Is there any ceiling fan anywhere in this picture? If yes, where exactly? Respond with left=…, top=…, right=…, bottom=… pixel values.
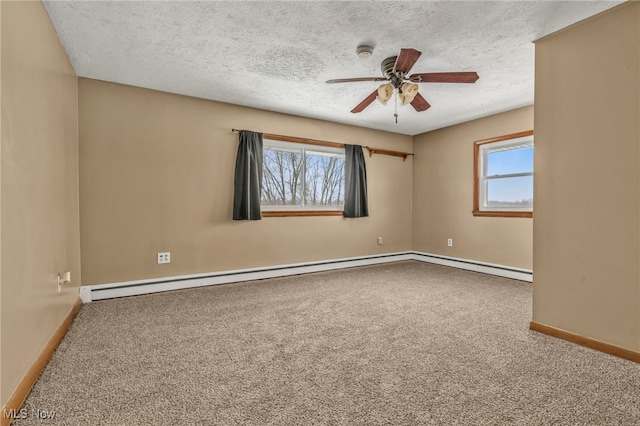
left=326, top=48, right=479, bottom=122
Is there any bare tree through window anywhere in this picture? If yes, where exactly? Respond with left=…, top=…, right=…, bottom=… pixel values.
left=261, top=143, right=345, bottom=209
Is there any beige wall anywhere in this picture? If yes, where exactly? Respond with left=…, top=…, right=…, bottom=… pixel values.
left=78, top=79, right=413, bottom=285
left=533, top=3, right=640, bottom=351
left=1, top=1, right=80, bottom=407
left=0, top=0, right=3, bottom=407
left=412, top=106, right=534, bottom=270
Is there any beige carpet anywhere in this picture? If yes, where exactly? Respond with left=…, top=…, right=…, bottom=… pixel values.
left=15, top=261, right=640, bottom=425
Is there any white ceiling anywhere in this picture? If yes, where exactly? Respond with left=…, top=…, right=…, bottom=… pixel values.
left=43, top=1, right=623, bottom=136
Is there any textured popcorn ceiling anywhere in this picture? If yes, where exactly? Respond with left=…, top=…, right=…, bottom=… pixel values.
left=44, top=1, right=623, bottom=135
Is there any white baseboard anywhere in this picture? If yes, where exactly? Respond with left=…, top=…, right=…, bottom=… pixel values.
left=79, top=251, right=532, bottom=303
left=80, top=252, right=412, bottom=302
left=409, top=251, right=533, bottom=282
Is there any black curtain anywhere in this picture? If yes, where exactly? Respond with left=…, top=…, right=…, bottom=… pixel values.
left=343, top=144, right=368, bottom=218
left=233, top=130, right=263, bottom=220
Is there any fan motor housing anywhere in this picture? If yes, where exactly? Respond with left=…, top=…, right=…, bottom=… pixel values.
left=381, top=56, right=406, bottom=89
left=381, top=56, right=397, bottom=79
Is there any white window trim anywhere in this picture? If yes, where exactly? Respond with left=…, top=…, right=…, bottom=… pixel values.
left=262, top=139, right=345, bottom=212
left=473, top=131, right=534, bottom=218
left=478, top=135, right=533, bottom=212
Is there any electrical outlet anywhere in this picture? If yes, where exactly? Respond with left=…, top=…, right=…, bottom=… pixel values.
left=57, top=271, right=71, bottom=293
left=377, top=237, right=384, bottom=245
left=447, top=238, right=453, bottom=247
left=157, top=252, right=171, bottom=264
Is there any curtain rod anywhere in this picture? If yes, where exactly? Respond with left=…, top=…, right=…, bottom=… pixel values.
left=232, top=128, right=342, bottom=147
left=231, top=128, right=414, bottom=161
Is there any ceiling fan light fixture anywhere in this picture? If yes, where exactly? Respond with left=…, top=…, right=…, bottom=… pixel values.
left=326, top=47, right=477, bottom=117
left=356, top=45, right=374, bottom=58
left=376, top=83, right=393, bottom=105
left=399, top=82, right=419, bottom=105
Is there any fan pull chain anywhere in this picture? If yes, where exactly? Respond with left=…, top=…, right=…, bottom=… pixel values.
left=394, top=88, right=398, bottom=124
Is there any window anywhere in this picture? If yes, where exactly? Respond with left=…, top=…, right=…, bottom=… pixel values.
left=473, top=131, right=534, bottom=218
left=261, top=139, right=345, bottom=215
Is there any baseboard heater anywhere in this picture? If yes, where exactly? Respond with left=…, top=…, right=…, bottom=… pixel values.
left=80, top=251, right=532, bottom=303
left=410, top=251, right=533, bottom=282
left=80, top=252, right=413, bottom=302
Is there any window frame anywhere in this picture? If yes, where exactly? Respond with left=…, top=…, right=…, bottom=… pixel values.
left=473, top=130, right=534, bottom=218
left=261, top=138, right=346, bottom=217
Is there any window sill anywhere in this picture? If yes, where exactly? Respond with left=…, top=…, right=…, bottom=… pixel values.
left=262, top=210, right=344, bottom=217
left=472, top=210, right=532, bottom=218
